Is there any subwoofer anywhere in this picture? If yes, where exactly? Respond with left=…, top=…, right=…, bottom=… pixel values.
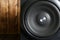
left=21, top=0, right=60, bottom=40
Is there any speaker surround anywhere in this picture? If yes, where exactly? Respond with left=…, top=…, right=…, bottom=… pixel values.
left=21, top=0, right=60, bottom=40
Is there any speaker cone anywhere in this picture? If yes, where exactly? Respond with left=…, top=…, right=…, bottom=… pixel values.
left=21, top=1, right=60, bottom=39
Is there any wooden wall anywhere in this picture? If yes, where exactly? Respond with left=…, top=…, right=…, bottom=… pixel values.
left=0, top=0, right=20, bottom=40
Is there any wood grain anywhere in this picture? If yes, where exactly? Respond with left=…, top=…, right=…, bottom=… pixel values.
left=0, top=0, right=20, bottom=34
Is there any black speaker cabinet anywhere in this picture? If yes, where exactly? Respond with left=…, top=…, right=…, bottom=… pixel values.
left=21, top=0, right=60, bottom=40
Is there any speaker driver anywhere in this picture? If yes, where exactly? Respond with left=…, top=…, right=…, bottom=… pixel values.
left=21, top=1, right=60, bottom=39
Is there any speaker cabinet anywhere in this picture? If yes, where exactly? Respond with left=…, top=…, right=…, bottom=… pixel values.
left=21, top=0, right=60, bottom=40
left=0, top=0, right=20, bottom=40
